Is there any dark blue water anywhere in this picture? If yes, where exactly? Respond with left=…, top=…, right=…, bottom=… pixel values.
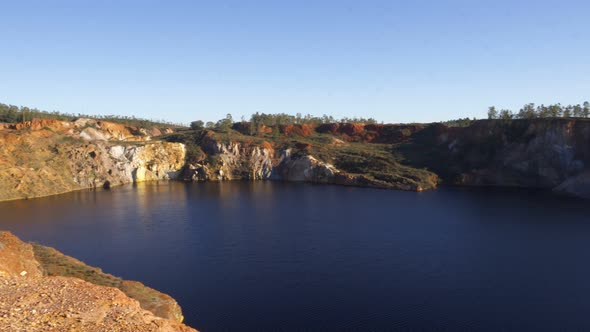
left=1, top=182, right=590, bottom=331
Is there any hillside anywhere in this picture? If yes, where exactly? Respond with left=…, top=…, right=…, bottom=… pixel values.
left=165, top=118, right=590, bottom=199
left=0, top=118, right=186, bottom=201
left=1, top=115, right=590, bottom=201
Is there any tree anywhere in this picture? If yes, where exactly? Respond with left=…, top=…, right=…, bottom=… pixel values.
left=548, top=104, right=562, bottom=118
left=583, top=101, right=590, bottom=117
left=21, top=106, right=30, bottom=122
left=487, top=106, right=498, bottom=119
left=573, top=104, right=583, bottom=117
left=190, top=120, right=204, bottom=130
left=248, top=122, right=256, bottom=136
left=536, top=104, right=550, bottom=118
left=215, top=114, right=234, bottom=132
left=563, top=105, right=573, bottom=118
left=271, top=125, right=280, bottom=139
left=499, top=109, right=514, bottom=120
left=0, top=104, right=20, bottom=123
left=517, top=104, right=536, bottom=119
left=295, top=113, right=302, bottom=124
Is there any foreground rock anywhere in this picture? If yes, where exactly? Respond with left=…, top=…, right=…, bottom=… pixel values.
left=0, top=231, right=44, bottom=279
left=0, top=232, right=196, bottom=332
left=31, top=243, right=185, bottom=323
left=0, top=277, right=195, bottom=332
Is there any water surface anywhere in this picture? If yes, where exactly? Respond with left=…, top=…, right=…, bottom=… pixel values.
left=1, top=182, right=590, bottom=331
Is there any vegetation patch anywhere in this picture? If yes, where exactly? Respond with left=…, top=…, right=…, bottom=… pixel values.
left=32, top=243, right=122, bottom=288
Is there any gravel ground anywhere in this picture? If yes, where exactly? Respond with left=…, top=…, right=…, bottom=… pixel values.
left=0, top=276, right=196, bottom=332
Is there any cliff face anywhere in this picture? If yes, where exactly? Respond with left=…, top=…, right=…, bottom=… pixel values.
left=182, top=131, right=438, bottom=192
left=0, top=231, right=195, bottom=332
left=0, top=118, right=437, bottom=201
left=201, top=119, right=590, bottom=197
left=402, top=119, right=590, bottom=197
left=0, top=119, right=186, bottom=201
left=194, top=135, right=338, bottom=184
left=196, top=131, right=274, bottom=180
left=73, top=142, right=186, bottom=188
left=272, top=150, right=338, bottom=183
left=3, top=117, right=590, bottom=200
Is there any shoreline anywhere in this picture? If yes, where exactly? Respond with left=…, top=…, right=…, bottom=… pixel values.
left=0, top=177, right=578, bottom=204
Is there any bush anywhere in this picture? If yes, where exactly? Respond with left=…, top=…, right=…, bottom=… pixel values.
left=190, top=120, right=204, bottom=130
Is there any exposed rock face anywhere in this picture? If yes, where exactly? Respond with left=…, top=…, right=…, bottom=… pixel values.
left=0, top=232, right=44, bottom=278
left=316, top=123, right=423, bottom=143
left=0, top=119, right=185, bottom=201
left=553, top=171, right=590, bottom=198
left=104, top=143, right=186, bottom=183
left=0, top=231, right=195, bottom=331
left=405, top=119, right=590, bottom=197
left=119, top=280, right=185, bottom=324
left=192, top=134, right=344, bottom=184
left=94, top=120, right=146, bottom=141
left=332, top=172, right=436, bottom=192
left=188, top=133, right=437, bottom=191
left=0, top=277, right=195, bottom=332
left=198, top=132, right=274, bottom=180
left=8, top=118, right=74, bottom=132
left=3, top=117, right=590, bottom=200
left=198, top=119, right=590, bottom=197
left=273, top=150, right=337, bottom=183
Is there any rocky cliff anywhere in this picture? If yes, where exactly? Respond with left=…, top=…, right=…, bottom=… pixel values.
left=0, top=118, right=438, bottom=201
left=0, top=118, right=185, bottom=201
left=400, top=119, right=590, bottom=198
left=195, top=131, right=275, bottom=180
left=2, top=117, right=590, bottom=200
left=183, top=119, right=590, bottom=197
left=0, top=231, right=196, bottom=331
left=180, top=130, right=437, bottom=192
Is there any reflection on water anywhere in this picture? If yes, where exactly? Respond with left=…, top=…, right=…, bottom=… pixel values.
left=1, top=182, right=590, bottom=331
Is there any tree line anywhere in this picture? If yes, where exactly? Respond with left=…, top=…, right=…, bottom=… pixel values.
left=0, top=102, right=185, bottom=128
left=487, top=102, right=590, bottom=120
left=190, top=112, right=379, bottom=133
left=247, top=112, right=378, bottom=126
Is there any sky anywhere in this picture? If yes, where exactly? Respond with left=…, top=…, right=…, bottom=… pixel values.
left=0, top=0, right=589, bottom=124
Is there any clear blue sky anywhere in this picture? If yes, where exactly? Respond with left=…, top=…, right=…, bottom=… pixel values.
left=1, top=1, right=589, bottom=124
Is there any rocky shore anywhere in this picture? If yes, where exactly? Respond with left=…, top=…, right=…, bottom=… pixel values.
left=0, top=231, right=196, bottom=331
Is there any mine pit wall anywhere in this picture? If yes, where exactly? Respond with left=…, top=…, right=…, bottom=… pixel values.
left=0, top=139, right=187, bottom=202
left=184, top=139, right=433, bottom=191
left=185, top=137, right=342, bottom=185
left=405, top=119, right=590, bottom=198
left=186, top=119, right=590, bottom=198
left=3, top=118, right=590, bottom=201
left=66, top=141, right=187, bottom=191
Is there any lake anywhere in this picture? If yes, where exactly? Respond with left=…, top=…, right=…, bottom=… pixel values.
left=1, top=181, right=590, bottom=331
